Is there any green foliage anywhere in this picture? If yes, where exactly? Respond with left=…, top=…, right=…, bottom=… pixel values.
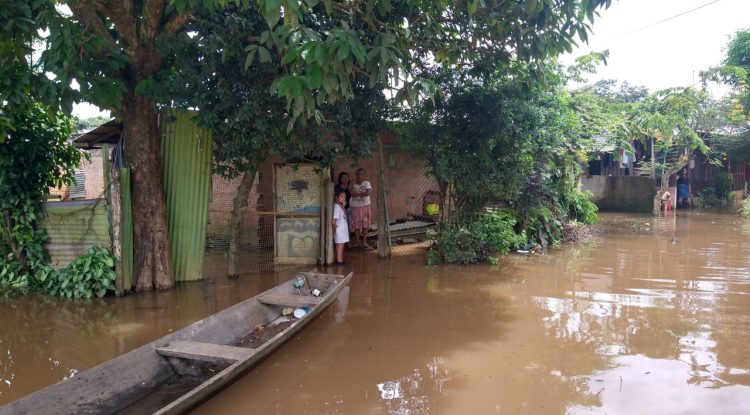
left=697, top=188, right=726, bottom=209
left=620, top=87, right=709, bottom=190
left=0, top=103, right=80, bottom=295
left=721, top=29, right=750, bottom=115
left=398, top=66, right=569, bottom=220
left=238, top=0, right=612, bottom=124
left=696, top=174, right=732, bottom=209
left=714, top=172, right=735, bottom=200
left=568, top=190, right=599, bottom=225
left=1, top=0, right=611, bottom=131
left=429, top=211, right=526, bottom=265
left=740, top=198, right=750, bottom=217
left=44, top=247, right=116, bottom=299
left=154, top=5, right=387, bottom=177
left=525, top=205, right=562, bottom=246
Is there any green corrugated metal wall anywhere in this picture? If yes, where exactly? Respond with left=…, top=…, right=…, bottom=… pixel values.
left=40, top=201, right=112, bottom=269
left=161, top=112, right=212, bottom=282
left=120, top=168, right=134, bottom=290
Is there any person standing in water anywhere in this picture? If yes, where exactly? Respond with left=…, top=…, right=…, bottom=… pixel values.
left=677, top=168, right=692, bottom=209
left=332, top=190, right=349, bottom=265
left=349, top=168, right=373, bottom=250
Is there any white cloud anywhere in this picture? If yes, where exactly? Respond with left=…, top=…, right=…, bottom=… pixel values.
left=561, top=0, right=750, bottom=95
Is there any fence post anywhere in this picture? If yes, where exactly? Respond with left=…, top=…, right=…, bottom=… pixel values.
left=377, top=139, right=392, bottom=258
left=324, top=175, right=334, bottom=265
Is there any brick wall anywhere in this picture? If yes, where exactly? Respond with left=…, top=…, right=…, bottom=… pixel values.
left=206, top=159, right=274, bottom=247
left=333, top=139, right=439, bottom=223
left=82, top=149, right=105, bottom=199
left=206, top=144, right=439, bottom=243
left=49, top=149, right=106, bottom=201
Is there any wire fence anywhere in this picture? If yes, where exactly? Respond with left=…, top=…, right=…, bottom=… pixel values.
left=203, top=169, right=275, bottom=278
left=203, top=163, right=325, bottom=278
left=203, top=149, right=443, bottom=277
left=376, top=162, right=441, bottom=255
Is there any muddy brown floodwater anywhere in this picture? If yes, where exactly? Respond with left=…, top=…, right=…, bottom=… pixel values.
left=2, top=212, right=750, bottom=414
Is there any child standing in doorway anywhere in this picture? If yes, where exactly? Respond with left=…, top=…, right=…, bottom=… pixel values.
left=332, top=190, right=349, bottom=265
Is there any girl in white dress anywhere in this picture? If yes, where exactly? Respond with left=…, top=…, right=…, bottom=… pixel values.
left=332, top=190, right=349, bottom=265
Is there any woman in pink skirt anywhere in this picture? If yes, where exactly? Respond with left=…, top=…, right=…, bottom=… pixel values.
left=349, top=168, right=373, bottom=250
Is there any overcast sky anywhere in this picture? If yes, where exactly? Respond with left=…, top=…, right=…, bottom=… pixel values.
left=73, top=0, right=750, bottom=118
left=560, top=0, right=750, bottom=94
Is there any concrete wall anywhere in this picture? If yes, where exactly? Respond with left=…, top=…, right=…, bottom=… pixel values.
left=579, top=175, right=656, bottom=213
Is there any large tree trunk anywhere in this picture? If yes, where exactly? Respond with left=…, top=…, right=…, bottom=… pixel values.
left=227, top=169, right=257, bottom=278
left=121, top=93, right=173, bottom=290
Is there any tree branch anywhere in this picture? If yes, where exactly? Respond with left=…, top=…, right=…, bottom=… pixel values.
left=163, top=10, right=193, bottom=34
left=95, top=0, right=138, bottom=52
left=141, top=0, right=166, bottom=40
left=67, top=1, right=116, bottom=47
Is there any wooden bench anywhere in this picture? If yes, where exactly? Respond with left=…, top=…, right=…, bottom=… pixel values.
left=258, top=293, right=322, bottom=307
left=155, top=341, right=254, bottom=364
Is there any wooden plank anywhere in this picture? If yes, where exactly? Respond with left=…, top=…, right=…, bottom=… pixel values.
left=273, top=256, right=318, bottom=265
left=258, top=293, right=322, bottom=307
left=155, top=341, right=253, bottom=363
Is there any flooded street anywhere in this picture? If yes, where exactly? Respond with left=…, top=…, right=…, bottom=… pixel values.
left=3, top=212, right=750, bottom=414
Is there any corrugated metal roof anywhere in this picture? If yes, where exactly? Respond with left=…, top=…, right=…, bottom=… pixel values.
left=73, top=120, right=122, bottom=149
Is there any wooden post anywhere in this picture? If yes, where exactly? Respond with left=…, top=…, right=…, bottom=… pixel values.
left=650, top=138, right=655, bottom=181
left=377, top=139, right=391, bottom=258
left=319, top=172, right=329, bottom=265
left=325, top=179, right=334, bottom=265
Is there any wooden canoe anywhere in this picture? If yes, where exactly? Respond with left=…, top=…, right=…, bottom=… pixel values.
left=0, top=270, right=352, bottom=415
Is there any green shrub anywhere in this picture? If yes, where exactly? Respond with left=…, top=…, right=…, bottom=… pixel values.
left=430, top=210, right=526, bottom=264
left=715, top=172, right=734, bottom=200
left=568, top=189, right=599, bottom=224
left=525, top=205, right=563, bottom=247
left=697, top=187, right=727, bottom=209
left=741, top=198, right=750, bottom=217
left=2, top=246, right=116, bottom=299
left=43, top=247, right=116, bottom=299
left=0, top=260, right=34, bottom=296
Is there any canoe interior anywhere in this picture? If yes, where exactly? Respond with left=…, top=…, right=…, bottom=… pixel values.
left=0, top=271, right=350, bottom=415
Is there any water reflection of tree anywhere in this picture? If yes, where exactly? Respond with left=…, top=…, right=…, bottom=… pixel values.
left=532, top=212, right=750, bottom=401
